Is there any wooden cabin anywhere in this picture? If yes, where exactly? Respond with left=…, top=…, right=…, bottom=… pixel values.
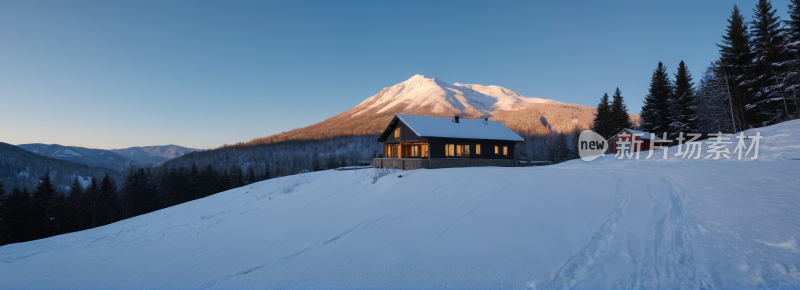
left=608, top=128, right=663, bottom=154
left=374, top=114, right=523, bottom=169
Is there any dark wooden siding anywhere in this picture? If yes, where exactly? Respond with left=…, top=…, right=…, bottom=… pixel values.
left=384, top=122, right=420, bottom=143
left=427, top=137, right=516, bottom=159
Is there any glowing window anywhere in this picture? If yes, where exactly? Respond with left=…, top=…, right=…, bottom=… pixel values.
left=495, top=145, right=499, bottom=154
left=476, top=144, right=481, bottom=155
left=465, top=145, right=470, bottom=156
left=394, top=128, right=400, bottom=138
left=503, top=146, right=508, bottom=156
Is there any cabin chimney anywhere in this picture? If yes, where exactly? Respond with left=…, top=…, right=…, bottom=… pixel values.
left=454, top=116, right=460, bottom=123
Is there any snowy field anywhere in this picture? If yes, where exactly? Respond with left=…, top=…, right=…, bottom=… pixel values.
left=1, top=121, right=800, bottom=289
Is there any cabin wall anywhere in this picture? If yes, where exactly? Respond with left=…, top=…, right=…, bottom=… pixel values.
left=427, top=137, right=516, bottom=159
left=384, top=122, right=420, bottom=143
left=373, top=158, right=517, bottom=170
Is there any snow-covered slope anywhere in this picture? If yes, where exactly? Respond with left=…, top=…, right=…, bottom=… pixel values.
left=454, top=82, right=560, bottom=110
left=2, top=121, right=799, bottom=289
left=354, top=75, right=559, bottom=117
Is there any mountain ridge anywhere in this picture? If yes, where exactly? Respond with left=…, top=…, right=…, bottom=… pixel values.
left=110, top=145, right=198, bottom=165
left=17, top=143, right=142, bottom=171
left=0, top=142, right=121, bottom=191
left=17, top=144, right=200, bottom=169
left=241, top=75, right=639, bottom=146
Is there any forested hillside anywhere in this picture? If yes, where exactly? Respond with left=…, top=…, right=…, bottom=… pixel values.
left=165, top=136, right=381, bottom=178
left=110, top=145, right=198, bottom=165
left=0, top=142, right=122, bottom=191
left=17, top=143, right=142, bottom=171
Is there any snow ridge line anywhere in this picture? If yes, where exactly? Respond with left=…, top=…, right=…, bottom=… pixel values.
left=655, top=177, right=704, bottom=288
left=196, top=213, right=394, bottom=290
left=436, top=183, right=512, bottom=239
left=545, top=174, right=630, bottom=289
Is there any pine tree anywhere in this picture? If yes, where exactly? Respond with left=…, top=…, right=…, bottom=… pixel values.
left=202, top=164, right=216, bottom=197
left=610, top=88, right=633, bottom=134
left=65, top=177, right=84, bottom=232
left=311, top=151, right=322, bottom=171
left=51, top=192, right=68, bottom=235
left=230, top=164, right=244, bottom=188
left=591, top=93, right=614, bottom=138
left=246, top=166, right=257, bottom=184
left=788, top=0, right=800, bottom=42
left=696, top=65, right=736, bottom=133
left=0, top=182, right=8, bottom=245
left=325, top=154, right=337, bottom=170
left=716, top=5, right=753, bottom=129
left=218, top=170, right=231, bottom=192
left=98, top=173, right=119, bottom=226
left=745, top=0, right=787, bottom=125
left=771, top=0, right=800, bottom=120
left=5, top=187, right=31, bottom=243
left=32, top=172, right=58, bottom=238
left=187, top=163, right=200, bottom=200
left=263, top=162, right=271, bottom=180
left=84, top=178, right=99, bottom=228
left=548, top=133, right=570, bottom=163
left=669, top=61, right=700, bottom=135
left=568, top=128, right=581, bottom=160
left=641, top=62, right=674, bottom=134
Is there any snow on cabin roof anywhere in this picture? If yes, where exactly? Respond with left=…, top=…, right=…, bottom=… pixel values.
left=393, top=114, right=524, bottom=142
left=609, top=128, right=663, bottom=140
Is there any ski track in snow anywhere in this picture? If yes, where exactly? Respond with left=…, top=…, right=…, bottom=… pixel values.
left=2, top=121, right=800, bottom=289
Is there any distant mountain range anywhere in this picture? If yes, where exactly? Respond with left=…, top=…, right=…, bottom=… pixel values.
left=0, top=142, right=120, bottom=191
left=110, top=145, right=197, bottom=165
left=17, top=144, right=198, bottom=171
left=243, top=75, right=639, bottom=145
left=17, top=144, right=142, bottom=171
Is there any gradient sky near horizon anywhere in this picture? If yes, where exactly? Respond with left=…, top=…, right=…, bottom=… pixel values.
left=0, top=0, right=793, bottom=149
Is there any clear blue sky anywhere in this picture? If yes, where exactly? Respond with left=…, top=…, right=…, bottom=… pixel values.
left=0, top=0, right=792, bottom=149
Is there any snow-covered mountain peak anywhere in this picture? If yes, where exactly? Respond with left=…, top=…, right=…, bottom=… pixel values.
left=354, top=75, right=561, bottom=117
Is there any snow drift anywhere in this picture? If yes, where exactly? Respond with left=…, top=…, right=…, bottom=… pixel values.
left=1, top=121, right=800, bottom=289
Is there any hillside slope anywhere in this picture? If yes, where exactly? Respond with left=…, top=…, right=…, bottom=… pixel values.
left=1, top=121, right=798, bottom=289
left=244, top=75, right=639, bottom=145
left=17, top=143, right=141, bottom=171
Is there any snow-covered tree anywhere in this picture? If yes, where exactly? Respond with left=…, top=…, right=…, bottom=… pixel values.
left=641, top=62, right=673, bottom=134
left=669, top=61, right=700, bottom=136
left=695, top=65, right=738, bottom=133
left=716, top=5, right=753, bottom=128
left=591, top=93, right=614, bottom=138
left=610, top=88, right=633, bottom=135
left=743, top=0, right=788, bottom=125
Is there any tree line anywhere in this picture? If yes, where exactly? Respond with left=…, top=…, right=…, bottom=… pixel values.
left=0, top=135, right=381, bottom=246
left=641, top=0, right=799, bottom=136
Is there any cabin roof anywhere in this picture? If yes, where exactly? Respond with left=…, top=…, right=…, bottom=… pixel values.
left=608, top=128, right=663, bottom=140
left=378, top=114, right=524, bottom=142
